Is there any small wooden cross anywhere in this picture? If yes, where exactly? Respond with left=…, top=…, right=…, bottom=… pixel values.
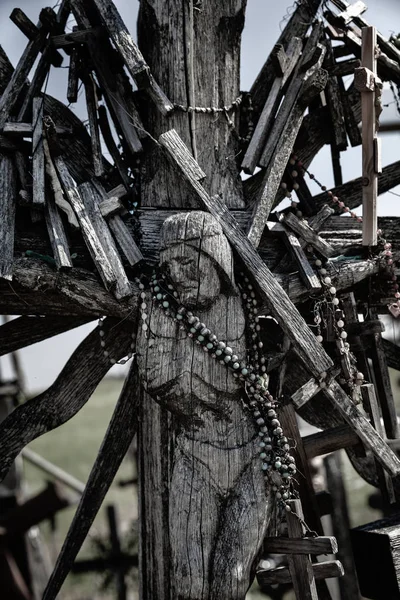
left=355, top=26, right=382, bottom=246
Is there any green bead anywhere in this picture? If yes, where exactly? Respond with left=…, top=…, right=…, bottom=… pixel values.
left=156, top=293, right=162, bottom=300
left=224, top=355, right=231, bottom=363
left=275, top=461, right=282, bottom=470
left=232, top=362, right=240, bottom=369
left=197, top=335, right=204, bottom=342
left=206, top=343, right=213, bottom=349
left=177, top=314, right=183, bottom=320
left=162, top=301, right=169, bottom=308
left=215, top=349, right=223, bottom=356
left=241, top=368, right=249, bottom=376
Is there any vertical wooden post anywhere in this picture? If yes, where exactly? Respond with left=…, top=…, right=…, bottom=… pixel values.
left=356, top=26, right=380, bottom=246
left=286, top=500, right=318, bottom=600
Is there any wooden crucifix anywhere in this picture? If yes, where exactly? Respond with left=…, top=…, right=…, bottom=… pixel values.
left=355, top=26, right=382, bottom=246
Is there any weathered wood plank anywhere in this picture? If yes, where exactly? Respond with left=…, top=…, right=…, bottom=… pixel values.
left=66, top=28, right=80, bottom=104
left=286, top=499, right=318, bottom=599
left=52, top=27, right=99, bottom=48
left=282, top=231, right=321, bottom=290
left=0, top=154, right=17, bottom=280
left=303, top=425, right=361, bottom=459
left=78, top=182, right=132, bottom=299
left=357, top=27, right=378, bottom=245
left=90, top=0, right=172, bottom=115
left=42, top=361, right=139, bottom=600
left=280, top=211, right=335, bottom=258
left=248, top=54, right=328, bottom=245
left=324, top=379, right=400, bottom=476
left=263, top=536, right=338, bottom=556
left=0, top=318, right=134, bottom=482
left=32, top=97, right=45, bottom=207
left=3, top=122, right=72, bottom=137
left=250, top=0, right=322, bottom=120
left=241, top=38, right=303, bottom=174
left=0, top=29, right=47, bottom=129
left=9, top=8, right=63, bottom=67
left=0, top=258, right=139, bottom=319
left=258, top=560, right=344, bottom=587
left=98, top=104, right=131, bottom=190
left=44, top=187, right=73, bottom=269
left=92, top=181, right=144, bottom=267
left=324, top=453, right=362, bottom=600
left=0, top=315, right=92, bottom=357
left=83, top=72, right=104, bottom=176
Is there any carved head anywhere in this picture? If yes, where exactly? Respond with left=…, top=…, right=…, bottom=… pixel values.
left=160, top=211, right=236, bottom=308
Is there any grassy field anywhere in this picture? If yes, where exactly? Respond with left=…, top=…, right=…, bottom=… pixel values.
left=21, top=371, right=397, bottom=599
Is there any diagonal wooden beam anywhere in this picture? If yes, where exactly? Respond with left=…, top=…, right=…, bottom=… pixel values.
left=0, top=318, right=135, bottom=483
left=159, top=129, right=333, bottom=376
left=0, top=316, right=93, bottom=357
left=311, top=159, right=400, bottom=212
left=42, top=361, right=140, bottom=600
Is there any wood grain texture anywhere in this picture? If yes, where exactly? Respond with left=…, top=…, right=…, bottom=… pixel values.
left=263, top=536, right=338, bottom=555
left=286, top=499, right=318, bottom=599
left=78, top=181, right=132, bottom=299
left=0, top=316, right=92, bottom=357
left=0, top=154, right=17, bottom=280
left=0, top=258, right=139, bottom=319
left=258, top=560, right=344, bottom=587
left=138, top=0, right=246, bottom=209
left=303, top=425, right=361, bottom=459
left=136, top=211, right=269, bottom=599
left=91, top=0, right=172, bottom=115
left=42, top=360, right=140, bottom=600
left=83, top=72, right=104, bottom=176
left=44, top=186, right=73, bottom=269
left=280, top=211, right=335, bottom=258
left=32, top=97, right=45, bottom=207
left=0, top=318, right=134, bottom=482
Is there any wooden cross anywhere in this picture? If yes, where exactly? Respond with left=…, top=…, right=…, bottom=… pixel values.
left=355, top=26, right=382, bottom=246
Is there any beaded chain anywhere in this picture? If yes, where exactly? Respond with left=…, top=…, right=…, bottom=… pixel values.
left=134, top=269, right=298, bottom=512
left=97, top=317, right=136, bottom=365
left=286, top=154, right=397, bottom=308
left=280, top=153, right=398, bottom=387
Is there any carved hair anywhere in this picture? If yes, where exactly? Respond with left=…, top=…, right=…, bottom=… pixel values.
left=160, top=211, right=237, bottom=295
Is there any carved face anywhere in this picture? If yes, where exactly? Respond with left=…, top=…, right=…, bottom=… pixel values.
left=162, top=245, right=221, bottom=309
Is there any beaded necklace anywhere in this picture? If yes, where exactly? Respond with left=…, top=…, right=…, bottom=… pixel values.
left=136, top=269, right=298, bottom=512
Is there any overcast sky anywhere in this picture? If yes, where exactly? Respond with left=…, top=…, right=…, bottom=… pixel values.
left=0, top=0, right=399, bottom=393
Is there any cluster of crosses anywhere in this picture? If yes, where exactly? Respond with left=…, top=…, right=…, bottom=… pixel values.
left=1, top=0, right=400, bottom=599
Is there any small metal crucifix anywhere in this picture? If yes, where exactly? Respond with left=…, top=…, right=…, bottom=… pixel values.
left=355, top=26, right=382, bottom=246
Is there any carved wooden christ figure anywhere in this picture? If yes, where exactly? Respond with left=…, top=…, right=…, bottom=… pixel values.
left=137, top=211, right=271, bottom=599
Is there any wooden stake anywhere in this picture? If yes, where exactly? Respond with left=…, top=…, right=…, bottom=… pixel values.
left=356, top=26, right=379, bottom=245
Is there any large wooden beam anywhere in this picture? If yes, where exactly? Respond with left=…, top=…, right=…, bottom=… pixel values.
left=0, top=155, right=17, bottom=280
left=0, top=316, right=93, bottom=357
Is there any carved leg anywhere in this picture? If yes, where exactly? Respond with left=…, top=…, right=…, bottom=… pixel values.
left=169, top=448, right=220, bottom=600
left=210, top=461, right=269, bottom=600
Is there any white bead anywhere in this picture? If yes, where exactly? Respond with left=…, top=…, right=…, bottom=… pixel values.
left=356, top=372, right=364, bottom=380
left=337, top=320, right=344, bottom=328
left=340, top=331, right=348, bottom=339
left=315, top=259, right=322, bottom=267
left=324, top=277, right=331, bottom=285
left=329, top=286, right=336, bottom=295
left=320, top=268, right=327, bottom=276
left=316, top=335, right=323, bottom=343
left=332, top=298, right=340, bottom=306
